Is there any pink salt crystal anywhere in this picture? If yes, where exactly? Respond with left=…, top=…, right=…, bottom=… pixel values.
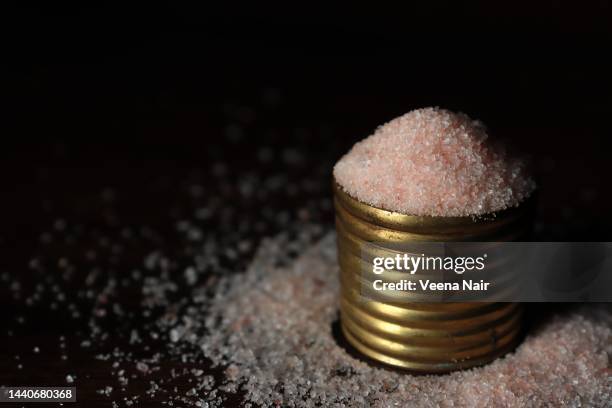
left=333, top=107, right=536, bottom=216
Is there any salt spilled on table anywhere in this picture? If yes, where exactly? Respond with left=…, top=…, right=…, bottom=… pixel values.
left=333, top=107, right=536, bottom=217
left=199, top=230, right=612, bottom=407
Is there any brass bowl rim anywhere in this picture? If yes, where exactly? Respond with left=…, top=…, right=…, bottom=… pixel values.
left=333, top=179, right=535, bottom=234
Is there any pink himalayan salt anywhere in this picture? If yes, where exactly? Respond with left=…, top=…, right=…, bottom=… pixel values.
left=333, top=107, right=535, bottom=217
left=202, top=232, right=612, bottom=407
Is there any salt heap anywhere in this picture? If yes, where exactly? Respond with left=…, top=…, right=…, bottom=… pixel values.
left=333, top=107, right=535, bottom=217
left=199, top=231, right=612, bottom=406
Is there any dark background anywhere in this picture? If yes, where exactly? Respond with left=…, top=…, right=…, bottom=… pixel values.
left=4, top=3, right=612, bottom=236
left=1, top=3, right=611, bottom=407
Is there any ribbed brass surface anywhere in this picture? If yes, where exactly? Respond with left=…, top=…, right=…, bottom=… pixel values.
left=334, top=181, right=534, bottom=373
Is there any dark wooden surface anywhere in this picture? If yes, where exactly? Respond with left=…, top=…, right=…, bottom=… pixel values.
left=2, top=4, right=612, bottom=406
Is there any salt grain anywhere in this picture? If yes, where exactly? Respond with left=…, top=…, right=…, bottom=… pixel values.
left=333, top=107, right=536, bottom=216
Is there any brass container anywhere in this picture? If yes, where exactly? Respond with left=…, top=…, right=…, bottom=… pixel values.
left=334, top=181, right=535, bottom=373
